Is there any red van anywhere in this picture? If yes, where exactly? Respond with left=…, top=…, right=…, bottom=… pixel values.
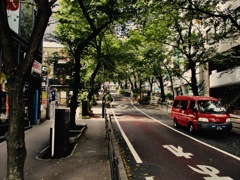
left=171, top=95, right=232, bottom=133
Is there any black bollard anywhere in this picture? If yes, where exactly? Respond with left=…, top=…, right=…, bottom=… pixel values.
left=102, top=95, right=105, bottom=118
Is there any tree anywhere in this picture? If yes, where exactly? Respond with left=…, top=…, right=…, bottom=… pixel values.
left=0, top=0, right=56, bottom=179
left=187, top=0, right=240, bottom=31
left=54, top=0, right=116, bottom=128
left=187, top=0, right=240, bottom=71
left=137, top=1, right=220, bottom=96
left=54, top=0, right=138, bottom=128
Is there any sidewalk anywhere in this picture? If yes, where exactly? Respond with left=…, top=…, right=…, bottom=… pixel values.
left=0, top=103, right=111, bottom=180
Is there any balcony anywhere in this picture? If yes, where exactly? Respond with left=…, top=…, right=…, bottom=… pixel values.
left=210, top=66, right=240, bottom=88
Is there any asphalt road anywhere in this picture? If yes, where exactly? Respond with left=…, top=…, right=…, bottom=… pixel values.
left=110, top=93, right=240, bottom=180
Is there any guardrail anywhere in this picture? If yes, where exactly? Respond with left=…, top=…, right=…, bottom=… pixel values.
left=230, top=114, right=240, bottom=134
left=105, top=113, right=120, bottom=180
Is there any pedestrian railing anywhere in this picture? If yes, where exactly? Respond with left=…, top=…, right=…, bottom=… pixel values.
left=105, top=113, right=120, bottom=180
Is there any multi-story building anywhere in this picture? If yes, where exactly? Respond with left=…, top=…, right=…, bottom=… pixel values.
left=41, top=42, right=70, bottom=120
left=0, top=1, right=42, bottom=126
left=164, top=0, right=240, bottom=114
left=209, top=0, right=240, bottom=113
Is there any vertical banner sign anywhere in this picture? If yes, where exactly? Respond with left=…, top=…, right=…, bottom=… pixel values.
left=42, top=92, right=47, bottom=107
left=50, top=101, right=55, bottom=157
left=6, top=0, right=20, bottom=34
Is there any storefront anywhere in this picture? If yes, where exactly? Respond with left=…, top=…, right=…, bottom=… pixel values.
left=0, top=70, right=8, bottom=136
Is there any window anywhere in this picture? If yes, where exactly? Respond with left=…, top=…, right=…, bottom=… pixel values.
left=198, top=100, right=227, bottom=114
left=173, top=100, right=180, bottom=108
left=180, top=101, right=188, bottom=110
left=189, top=101, right=196, bottom=110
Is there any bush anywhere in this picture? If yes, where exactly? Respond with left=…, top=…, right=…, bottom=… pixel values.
left=105, top=92, right=113, bottom=108
left=118, top=89, right=131, bottom=97
left=133, top=93, right=138, bottom=100
left=138, top=96, right=151, bottom=105
left=166, top=93, right=173, bottom=100
left=90, top=94, right=98, bottom=106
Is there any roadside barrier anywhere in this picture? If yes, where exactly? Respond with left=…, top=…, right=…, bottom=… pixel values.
left=230, top=115, right=240, bottom=134
left=105, top=112, right=120, bottom=180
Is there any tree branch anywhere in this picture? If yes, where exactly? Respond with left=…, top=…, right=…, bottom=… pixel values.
left=188, top=0, right=240, bottom=31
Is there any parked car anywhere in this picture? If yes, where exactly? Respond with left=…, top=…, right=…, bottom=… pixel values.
left=171, top=95, right=232, bottom=133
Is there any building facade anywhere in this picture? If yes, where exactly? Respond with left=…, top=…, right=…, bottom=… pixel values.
left=41, top=42, right=70, bottom=120
left=0, top=1, right=42, bottom=126
left=160, top=0, right=240, bottom=114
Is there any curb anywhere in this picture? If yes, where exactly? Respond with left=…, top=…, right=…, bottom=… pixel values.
left=69, top=123, right=88, bottom=143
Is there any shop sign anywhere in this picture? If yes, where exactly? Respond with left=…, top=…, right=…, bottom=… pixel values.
left=7, top=0, right=20, bottom=34
left=42, top=91, right=47, bottom=107
left=32, top=60, right=42, bottom=75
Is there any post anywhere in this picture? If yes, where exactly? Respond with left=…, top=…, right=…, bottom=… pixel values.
left=50, top=101, right=56, bottom=157
left=45, top=52, right=50, bottom=119
left=102, top=95, right=105, bottom=118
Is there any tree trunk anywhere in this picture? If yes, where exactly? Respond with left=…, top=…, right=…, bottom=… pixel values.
left=133, top=74, right=137, bottom=90
left=87, top=61, right=101, bottom=102
left=0, top=1, right=53, bottom=179
left=70, top=53, right=81, bottom=129
left=149, top=78, right=153, bottom=93
left=129, top=78, right=134, bottom=92
left=6, top=82, right=26, bottom=180
left=124, top=79, right=128, bottom=89
left=87, top=39, right=102, bottom=102
left=157, top=75, right=166, bottom=102
left=162, top=62, right=175, bottom=99
left=139, top=80, right=143, bottom=98
left=190, top=62, right=199, bottom=96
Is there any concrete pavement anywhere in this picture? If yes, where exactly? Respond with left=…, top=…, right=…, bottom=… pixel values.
left=0, top=102, right=113, bottom=180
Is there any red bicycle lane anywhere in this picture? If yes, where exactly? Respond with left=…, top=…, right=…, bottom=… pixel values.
left=110, top=96, right=240, bottom=180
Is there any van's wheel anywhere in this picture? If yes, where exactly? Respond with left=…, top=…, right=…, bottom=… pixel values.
left=189, top=123, right=195, bottom=134
left=173, top=119, right=179, bottom=128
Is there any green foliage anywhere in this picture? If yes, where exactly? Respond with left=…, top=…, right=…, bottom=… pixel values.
left=138, top=96, right=150, bottom=105
left=118, top=89, right=131, bottom=97
left=133, top=93, right=138, bottom=100
left=90, top=94, right=98, bottom=106
left=165, top=93, right=173, bottom=100
left=78, top=91, right=88, bottom=101
left=105, top=92, right=113, bottom=108
left=105, top=93, right=113, bottom=102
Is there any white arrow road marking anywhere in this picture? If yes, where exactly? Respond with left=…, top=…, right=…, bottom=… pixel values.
left=129, top=98, right=240, bottom=162
left=188, top=165, right=233, bottom=180
left=163, top=145, right=193, bottom=159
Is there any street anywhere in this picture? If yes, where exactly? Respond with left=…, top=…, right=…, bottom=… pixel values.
left=109, top=93, right=240, bottom=180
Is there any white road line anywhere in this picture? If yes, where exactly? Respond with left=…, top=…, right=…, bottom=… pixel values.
left=111, top=108, right=143, bottom=164
left=129, top=98, right=240, bottom=162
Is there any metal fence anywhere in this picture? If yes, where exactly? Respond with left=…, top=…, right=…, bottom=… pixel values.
left=105, top=113, right=121, bottom=180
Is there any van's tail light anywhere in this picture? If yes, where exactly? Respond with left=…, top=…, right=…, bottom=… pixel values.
left=198, top=117, right=209, bottom=122
left=226, top=118, right=231, bottom=122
